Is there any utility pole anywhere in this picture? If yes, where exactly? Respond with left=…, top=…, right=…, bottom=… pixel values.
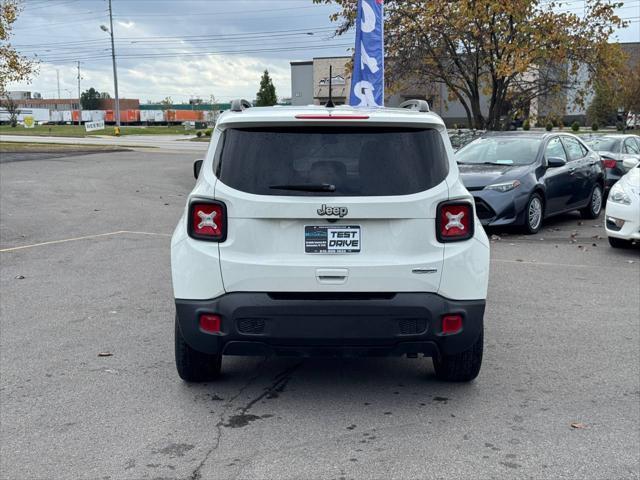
left=77, top=61, right=82, bottom=127
left=107, top=0, right=120, bottom=127
left=56, top=69, right=61, bottom=99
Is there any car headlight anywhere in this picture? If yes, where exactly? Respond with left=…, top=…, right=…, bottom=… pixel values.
left=484, top=180, right=521, bottom=192
left=609, top=183, right=631, bottom=205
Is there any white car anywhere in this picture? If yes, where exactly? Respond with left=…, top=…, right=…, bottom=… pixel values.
left=605, top=157, right=640, bottom=247
left=171, top=99, right=490, bottom=382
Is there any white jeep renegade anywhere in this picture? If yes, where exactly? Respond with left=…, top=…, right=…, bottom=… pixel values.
left=171, top=99, right=490, bottom=382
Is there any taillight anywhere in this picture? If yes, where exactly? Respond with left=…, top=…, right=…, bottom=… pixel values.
left=442, top=314, right=463, bottom=334
left=437, top=201, right=474, bottom=242
left=199, top=314, right=221, bottom=333
left=601, top=157, right=617, bottom=169
left=188, top=200, right=227, bottom=242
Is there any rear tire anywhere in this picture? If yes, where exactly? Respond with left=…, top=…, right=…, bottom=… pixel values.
left=581, top=184, right=603, bottom=219
left=608, top=236, right=631, bottom=248
left=523, top=194, right=544, bottom=234
left=175, top=316, right=222, bottom=382
left=433, top=330, right=483, bottom=382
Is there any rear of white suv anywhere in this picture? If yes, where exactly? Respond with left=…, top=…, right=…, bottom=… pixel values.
left=171, top=103, right=490, bottom=382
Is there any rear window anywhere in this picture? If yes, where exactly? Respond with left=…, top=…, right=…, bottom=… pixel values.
left=215, top=126, right=448, bottom=196
left=588, top=137, right=621, bottom=153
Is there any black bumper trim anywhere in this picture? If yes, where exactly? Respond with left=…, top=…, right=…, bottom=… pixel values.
left=175, top=292, right=485, bottom=358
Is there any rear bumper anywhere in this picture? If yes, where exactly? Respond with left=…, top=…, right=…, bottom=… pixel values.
left=175, top=293, right=485, bottom=358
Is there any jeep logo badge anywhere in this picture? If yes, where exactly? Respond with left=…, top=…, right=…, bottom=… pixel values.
left=317, top=204, right=348, bottom=217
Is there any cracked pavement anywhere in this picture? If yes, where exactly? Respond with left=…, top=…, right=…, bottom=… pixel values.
left=1, top=151, right=639, bottom=479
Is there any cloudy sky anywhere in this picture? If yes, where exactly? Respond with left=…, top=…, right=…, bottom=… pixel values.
left=7, top=0, right=639, bottom=104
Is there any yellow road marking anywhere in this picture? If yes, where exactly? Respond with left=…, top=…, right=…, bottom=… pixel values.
left=0, top=230, right=170, bottom=253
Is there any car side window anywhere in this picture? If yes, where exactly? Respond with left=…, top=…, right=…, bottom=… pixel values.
left=561, top=137, right=585, bottom=161
left=624, top=138, right=640, bottom=154
left=545, top=137, right=567, bottom=162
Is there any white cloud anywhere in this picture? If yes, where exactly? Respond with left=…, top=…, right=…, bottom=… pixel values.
left=116, top=21, right=136, bottom=30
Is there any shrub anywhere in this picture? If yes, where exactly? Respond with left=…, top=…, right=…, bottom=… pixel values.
left=571, top=121, right=580, bottom=132
left=545, top=122, right=553, bottom=132
left=615, top=121, right=624, bottom=131
left=196, top=130, right=203, bottom=138
left=523, top=119, right=530, bottom=131
left=205, top=129, right=213, bottom=137
left=591, top=122, right=599, bottom=131
left=558, top=121, right=564, bottom=130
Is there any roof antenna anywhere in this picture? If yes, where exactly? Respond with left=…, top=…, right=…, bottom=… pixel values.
left=325, top=65, right=335, bottom=108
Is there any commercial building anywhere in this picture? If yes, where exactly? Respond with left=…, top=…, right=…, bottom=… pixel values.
left=291, top=56, right=352, bottom=106
left=290, top=42, right=640, bottom=127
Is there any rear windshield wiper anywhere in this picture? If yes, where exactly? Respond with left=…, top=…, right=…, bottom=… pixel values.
left=269, top=183, right=336, bottom=192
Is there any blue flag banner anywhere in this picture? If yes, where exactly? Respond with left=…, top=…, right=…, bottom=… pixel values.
left=349, top=0, right=384, bottom=107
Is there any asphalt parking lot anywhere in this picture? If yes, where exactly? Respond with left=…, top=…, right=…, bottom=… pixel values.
left=1, top=149, right=638, bottom=480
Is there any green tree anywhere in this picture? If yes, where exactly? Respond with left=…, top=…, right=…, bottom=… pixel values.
left=80, top=88, right=103, bottom=110
left=1, top=0, right=38, bottom=96
left=314, top=0, right=626, bottom=130
left=255, top=70, right=277, bottom=106
left=160, top=96, right=173, bottom=109
left=586, top=82, right=618, bottom=127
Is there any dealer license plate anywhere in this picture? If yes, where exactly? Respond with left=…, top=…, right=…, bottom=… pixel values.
left=304, top=225, right=361, bottom=254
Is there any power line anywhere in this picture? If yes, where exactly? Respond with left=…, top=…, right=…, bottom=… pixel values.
left=36, top=43, right=353, bottom=64
left=13, top=26, right=340, bottom=48
left=112, top=5, right=319, bottom=17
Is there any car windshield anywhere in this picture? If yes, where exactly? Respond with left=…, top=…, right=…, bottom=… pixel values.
left=588, top=137, right=621, bottom=152
left=456, top=137, right=541, bottom=165
left=216, top=126, right=449, bottom=196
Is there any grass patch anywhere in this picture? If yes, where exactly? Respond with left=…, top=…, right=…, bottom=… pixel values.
left=0, top=141, right=129, bottom=152
left=0, top=124, right=203, bottom=137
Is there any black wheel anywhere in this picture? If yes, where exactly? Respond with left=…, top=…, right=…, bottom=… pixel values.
left=175, top=316, right=222, bottom=382
left=581, top=184, right=603, bottom=219
left=523, top=193, right=544, bottom=234
left=433, top=330, right=483, bottom=382
left=608, top=236, right=631, bottom=248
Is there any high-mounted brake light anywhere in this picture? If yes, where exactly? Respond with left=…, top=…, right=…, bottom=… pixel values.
left=436, top=201, right=474, bottom=242
left=601, top=157, right=617, bottom=169
left=294, top=114, right=370, bottom=120
left=188, top=200, right=227, bottom=242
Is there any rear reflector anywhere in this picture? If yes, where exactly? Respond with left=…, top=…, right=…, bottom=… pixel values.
left=601, top=158, right=617, bottom=169
left=442, top=315, right=463, bottom=334
left=295, top=114, right=370, bottom=119
left=436, top=201, right=474, bottom=242
left=188, top=200, right=227, bottom=242
left=199, top=314, right=221, bottom=333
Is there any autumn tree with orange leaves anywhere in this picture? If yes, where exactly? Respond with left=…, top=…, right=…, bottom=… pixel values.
left=1, top=0, right=38, bottom=96
left=314, top=0, right=627, bottom=129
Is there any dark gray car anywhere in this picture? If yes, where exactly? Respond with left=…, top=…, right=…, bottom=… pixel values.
left=456, top=132, right=606, bottom=234
left=586, top=134, right=640, bottom=192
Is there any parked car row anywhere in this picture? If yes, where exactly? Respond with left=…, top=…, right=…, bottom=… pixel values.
left=455, top=132, right=640, bottom=247
left=586, top=134, right=640, bottom=192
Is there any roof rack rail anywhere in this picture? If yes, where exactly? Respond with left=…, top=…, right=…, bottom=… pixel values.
left=230, top=99, right=252, bottom=112
left=398, top=99, right=430, bottom=113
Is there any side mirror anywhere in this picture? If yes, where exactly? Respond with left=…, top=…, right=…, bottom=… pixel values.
left=193, top=159, right=203, bottom=179
left=622, top=157, right=639, bottom=169
left=547, top=157, right=566, bottom=168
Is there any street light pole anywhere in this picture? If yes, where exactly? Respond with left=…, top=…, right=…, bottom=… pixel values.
left=104, top=0, right=120, bottom=127
left=77, top=61, right=82, bottom=127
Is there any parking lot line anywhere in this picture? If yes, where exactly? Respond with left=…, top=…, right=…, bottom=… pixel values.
left=0, top=230, right=171, bottom=253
